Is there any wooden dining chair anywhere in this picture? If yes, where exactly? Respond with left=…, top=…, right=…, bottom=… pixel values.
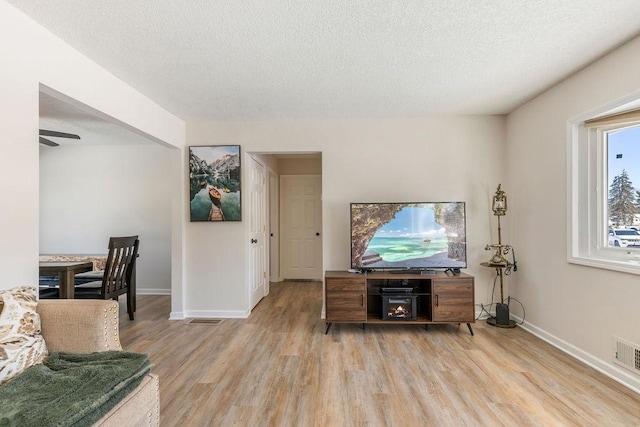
left=39, top=275, right=60, bottom=299
left=74, top=236, right=140, bottom=320
left=38, top=285, right=60, bottom=299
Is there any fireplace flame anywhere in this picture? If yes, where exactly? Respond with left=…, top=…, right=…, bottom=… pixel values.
left=388, top=304, right=410, bottom=317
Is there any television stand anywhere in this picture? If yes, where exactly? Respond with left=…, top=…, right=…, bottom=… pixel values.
left=324, top=270, right=475, bottom=335
left=388, top=268, right=436, bottom=275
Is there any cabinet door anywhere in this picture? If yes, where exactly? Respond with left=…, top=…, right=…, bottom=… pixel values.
left=432, top=278, right=474, bottom=322
left=326, top=277, right=366, bottom=322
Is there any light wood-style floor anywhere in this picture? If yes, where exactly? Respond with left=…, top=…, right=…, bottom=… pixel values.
left=118, top=282, right=640, bottom=426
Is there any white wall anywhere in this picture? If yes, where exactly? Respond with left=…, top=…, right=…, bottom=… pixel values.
left=0, top=3, right=185, bottom=295
left=39, top=144, right=173, bottom=294
left=507, top=35, right=640, bottom=391
left=184, top=116, right=506, bottom=317
left=278, top=157, right=322, bottom=174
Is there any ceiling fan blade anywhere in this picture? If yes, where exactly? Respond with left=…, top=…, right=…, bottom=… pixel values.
left=39, top=129, right=81, bottom=139
left=39, top=137, right=59, bottom=147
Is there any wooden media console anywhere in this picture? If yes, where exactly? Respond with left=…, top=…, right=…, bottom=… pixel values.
left=324, top=270, right=475, bottom=335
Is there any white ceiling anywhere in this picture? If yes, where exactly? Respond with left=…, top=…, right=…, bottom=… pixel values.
left=10, top=0, right=640, bottom=122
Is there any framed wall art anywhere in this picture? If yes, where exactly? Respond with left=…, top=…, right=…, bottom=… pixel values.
left=189, top=145, right=241, bottom=222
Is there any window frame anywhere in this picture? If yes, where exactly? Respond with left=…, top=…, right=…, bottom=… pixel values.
left=568, top=95, right=640, bottom=275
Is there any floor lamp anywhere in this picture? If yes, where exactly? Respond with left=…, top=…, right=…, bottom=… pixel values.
left=484, top=184, right=517, bottom=328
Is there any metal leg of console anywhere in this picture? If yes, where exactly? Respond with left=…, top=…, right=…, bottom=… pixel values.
left=467, top=323, right=474, bottom=336
left=325, top=322, right=332, bottom=334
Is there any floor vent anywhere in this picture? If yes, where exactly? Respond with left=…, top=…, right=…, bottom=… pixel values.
left=613, top=336, right=640, bottom=375
left=188, top=319, right=223, bottom=325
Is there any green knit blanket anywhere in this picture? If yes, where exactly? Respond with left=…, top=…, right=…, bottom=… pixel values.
left=0, top=351, right=153, bottom=427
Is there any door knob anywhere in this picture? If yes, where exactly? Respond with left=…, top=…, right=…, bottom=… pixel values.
left=316, top=232, right=320, bottom=236
left=251, top=238, right=257, bottom=243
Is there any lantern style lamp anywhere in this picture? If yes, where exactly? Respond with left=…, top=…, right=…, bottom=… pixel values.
left=487, top=184, right=509, bottom=267
left=492, top=184, right=507, bottom=216
left=484, top=184, right=517, bottom=328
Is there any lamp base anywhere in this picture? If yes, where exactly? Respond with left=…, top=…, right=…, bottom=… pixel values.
left=486, top=317, right=517, bottom=328
left=487, top=302, right=516, bottom=328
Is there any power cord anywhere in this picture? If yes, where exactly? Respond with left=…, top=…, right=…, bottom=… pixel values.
left=476, top=273, right=499, bottom=320
left=504, top=247, right=518, bottom=275
left=477, top=302, right=495, bottom=320
left=507, top=296, right=526, bottom=325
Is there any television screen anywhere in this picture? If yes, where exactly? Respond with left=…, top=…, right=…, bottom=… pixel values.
left=350, top=202, right=467, bottom=270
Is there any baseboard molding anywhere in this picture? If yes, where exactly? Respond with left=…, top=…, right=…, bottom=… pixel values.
left=169, top=308, right=250, bottom=320
left=136, top=288, right=171, bottom=295
left=512, top=314, right=640, bottom=395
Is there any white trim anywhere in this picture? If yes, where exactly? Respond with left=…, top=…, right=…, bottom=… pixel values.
left=169, top=310, right=250, bottom=320
left=184, top=309, right=250, bottom=319
left=513, top=315, right=640, bottom=395
left=136, top=288, right=172, bottom=295
left=568, top=256, right=640, bottom=275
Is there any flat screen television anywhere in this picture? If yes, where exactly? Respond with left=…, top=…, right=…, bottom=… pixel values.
left=350, top=202, right=467, bottom=271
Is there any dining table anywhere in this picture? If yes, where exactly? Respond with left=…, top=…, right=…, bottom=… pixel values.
left=39, top=261, right=94, bottom=299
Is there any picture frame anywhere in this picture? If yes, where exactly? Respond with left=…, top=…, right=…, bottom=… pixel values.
left=188, top=145, right=241, bottom=222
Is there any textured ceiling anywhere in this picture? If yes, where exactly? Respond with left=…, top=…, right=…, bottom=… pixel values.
left=9, top=0, right=640, bottom=121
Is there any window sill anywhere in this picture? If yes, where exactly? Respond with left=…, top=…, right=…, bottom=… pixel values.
left=569, top=254, right=640, bottom=275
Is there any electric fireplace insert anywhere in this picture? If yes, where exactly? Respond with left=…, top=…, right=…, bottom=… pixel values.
left=381, top=294, right=417, bottom=320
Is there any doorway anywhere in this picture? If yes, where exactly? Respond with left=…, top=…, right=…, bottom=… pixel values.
left=248, top=153, right=323, bottom=309
left=38, top=88, right=175, bottom=298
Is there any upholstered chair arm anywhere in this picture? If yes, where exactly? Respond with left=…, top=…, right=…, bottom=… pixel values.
left=36, top=299, right=123, bottom=353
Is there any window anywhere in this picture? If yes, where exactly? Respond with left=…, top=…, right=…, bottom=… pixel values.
left=569, top=99, right=640, bottom=274
left=606, top=125, right=640, bottom=236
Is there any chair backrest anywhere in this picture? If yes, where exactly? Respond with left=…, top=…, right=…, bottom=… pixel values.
left=101, top=236, right=139, bottom=299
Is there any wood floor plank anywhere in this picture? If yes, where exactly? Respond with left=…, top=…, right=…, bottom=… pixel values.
left=117, top=282, right=640, bottom=426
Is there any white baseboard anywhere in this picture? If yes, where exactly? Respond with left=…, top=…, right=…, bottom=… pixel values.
left=169, top=309, right=250, bottom=320
left=512, top=314, right=640, bottom=395
left=136, top=288, right=171, bottom=295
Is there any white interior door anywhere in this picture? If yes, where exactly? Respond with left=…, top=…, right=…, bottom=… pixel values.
left=269, top=171, right=280, bottom=282
left=281, top=175, right=322, bottom=280
left=249, top=157, right=267, bottom=309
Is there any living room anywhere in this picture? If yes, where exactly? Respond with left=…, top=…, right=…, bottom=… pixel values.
left=2, top=1, right=640, bottom=423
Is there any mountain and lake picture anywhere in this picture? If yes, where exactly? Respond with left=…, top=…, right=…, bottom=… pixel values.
left=189, top=145, right=241, bottom=221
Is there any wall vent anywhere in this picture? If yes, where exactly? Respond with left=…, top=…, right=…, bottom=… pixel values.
left=613, top=336, right=640, bottom=375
